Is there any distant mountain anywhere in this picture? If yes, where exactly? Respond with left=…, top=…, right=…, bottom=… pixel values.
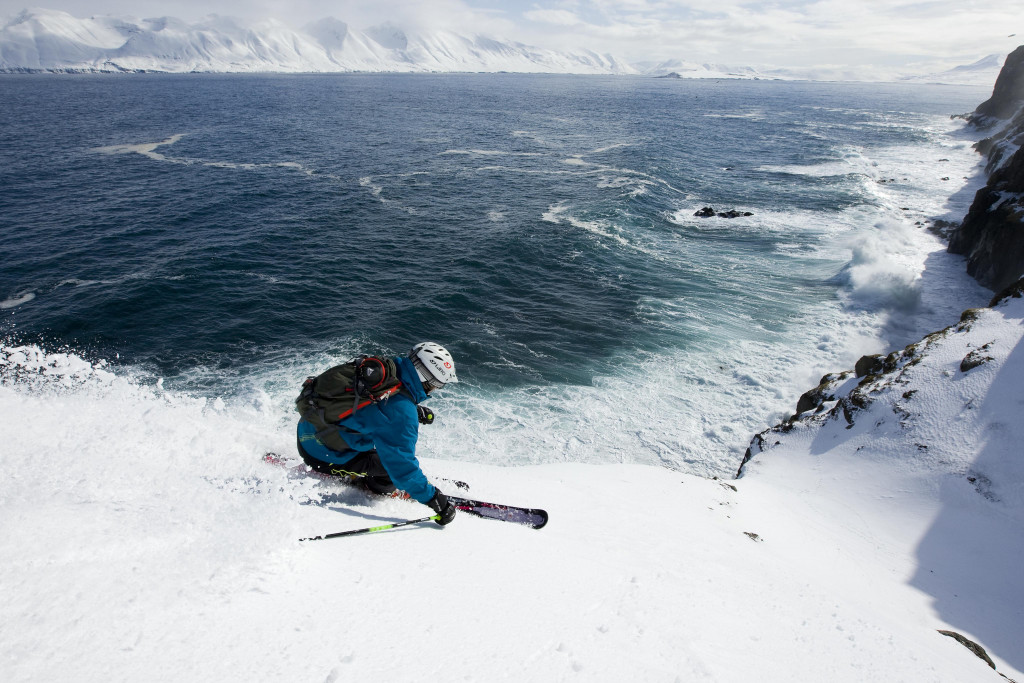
left=0, top=8, right=1007, bottom=83
left=636, top=55, right=1008, bottom=85
left=900, top=53, right=1006, bottom=85
left=0, top=8, right=636, bottom=74
left=637, top=58, right=763, bottom=80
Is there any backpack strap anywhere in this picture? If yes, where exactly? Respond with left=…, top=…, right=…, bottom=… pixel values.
left=339, top=383, right=403, bottom=420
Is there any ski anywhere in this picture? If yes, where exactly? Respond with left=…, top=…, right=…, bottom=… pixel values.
left=449, top=495, right=548, bottom=529
left=262, top=453, right=547, bottom=529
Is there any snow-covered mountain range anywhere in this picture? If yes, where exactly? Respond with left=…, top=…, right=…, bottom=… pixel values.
left=0, top=8, right=634, bottom=74
left=0, top=8, right=1006, bottom=84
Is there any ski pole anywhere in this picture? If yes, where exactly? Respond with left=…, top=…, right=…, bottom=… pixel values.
left=299, top=515, right=440, bottom=541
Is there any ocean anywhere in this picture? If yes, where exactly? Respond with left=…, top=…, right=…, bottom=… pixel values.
left=0, top=73, right=995, bottom=478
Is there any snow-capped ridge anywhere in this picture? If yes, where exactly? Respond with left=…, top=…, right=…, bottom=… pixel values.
left=0, top=8, right=637, bottom=74
left=1, top=9, right=1005, bottom=82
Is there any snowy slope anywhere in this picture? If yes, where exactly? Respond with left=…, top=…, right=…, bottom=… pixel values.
left=0, top=8, right=636, bottom=74
left=740, top=286, right=1024, bottom=678
left=2, top=288, right=1022, bottom=681
left=901, top=54, right=1008, bottom=86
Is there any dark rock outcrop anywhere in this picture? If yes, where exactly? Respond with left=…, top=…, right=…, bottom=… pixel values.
left=948, top=46, right=1024, bottom=293
left=947, top=146, right=1024, bottom=292
left=961, top=344, right=995, bottom=372
left=974, top=46, right=1024, bottom=123
left=693, top=206, right=754, bottom=218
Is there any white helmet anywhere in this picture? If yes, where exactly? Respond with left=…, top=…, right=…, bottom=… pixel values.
left=409, top=342, right=458, bottom=388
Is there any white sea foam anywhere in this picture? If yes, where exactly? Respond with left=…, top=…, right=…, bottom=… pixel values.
left=440, top=149, right=543, bottom=157
left=758, top=145, right=878, bottom=178
left=565, top=215, right=636, bottom=251
left=509, top=130, right=555, bottom=147
left=358, top=176, right=383, bottom=197
left=597, top=175, right=655, bottom=196
left=839, top=218, right=928, bottom=312
left=0, top=292, right=35, bottom=309
left=93, top=134, right=315, bottom=175
left=541, top=201, right=656, bottom=254
left=92, top=133, right=188, bottom=161
left=358, top=175, right=423, bottom=215
left=56, top=278, right=101, bottom=288
left=541, top=201, right=569, bottom=223
left=703, top=111, right=767, bottom=121
left=588, top=143, right=633, bottom=155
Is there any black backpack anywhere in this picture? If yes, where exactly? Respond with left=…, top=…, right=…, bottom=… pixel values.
left=295, top=356, right=403, bottom=452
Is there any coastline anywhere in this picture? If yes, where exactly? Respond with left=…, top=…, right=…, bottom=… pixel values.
left=740, top=46, right=1024, bottom=476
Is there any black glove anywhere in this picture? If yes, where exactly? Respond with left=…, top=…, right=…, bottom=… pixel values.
left=426, top=488, right=456, bottom=526
left=417, top=405, right=435, bottom=425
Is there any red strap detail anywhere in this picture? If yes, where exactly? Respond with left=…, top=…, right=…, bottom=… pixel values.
left=335, top=383, right=402, bottom=420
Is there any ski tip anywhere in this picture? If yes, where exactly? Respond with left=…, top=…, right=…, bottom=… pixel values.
left=452, top=498, right=549, bottom=529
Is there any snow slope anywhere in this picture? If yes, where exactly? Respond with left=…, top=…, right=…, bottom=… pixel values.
left=1, top=288, right=1022, bottom=681
left=0, top=8, right=635, bottom=74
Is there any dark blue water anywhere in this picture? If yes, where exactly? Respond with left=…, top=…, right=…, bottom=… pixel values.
left=0, top=74, right=993, bottom=474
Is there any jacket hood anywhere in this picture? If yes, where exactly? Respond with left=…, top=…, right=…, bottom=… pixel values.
left=394, top=355, right=429, bottom=404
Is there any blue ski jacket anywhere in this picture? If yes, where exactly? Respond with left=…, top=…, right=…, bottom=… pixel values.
left=296, top=356, right=436, bottom=503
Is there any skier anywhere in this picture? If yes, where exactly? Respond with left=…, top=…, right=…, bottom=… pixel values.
left=296, top=342, right=459, bottom=526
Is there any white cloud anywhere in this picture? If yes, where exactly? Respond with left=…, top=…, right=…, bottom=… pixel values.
left=508, top=0, right=1023, bottom=69
left=524, top=9, right=584, bottom=26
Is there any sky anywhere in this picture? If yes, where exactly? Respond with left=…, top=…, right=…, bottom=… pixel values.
left=2, top=1, right=1022, bottom=71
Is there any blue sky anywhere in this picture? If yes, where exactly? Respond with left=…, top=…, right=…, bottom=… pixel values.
left=3, top=1, right=1021, bottom=70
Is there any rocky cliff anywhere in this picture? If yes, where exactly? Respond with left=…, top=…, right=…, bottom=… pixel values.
left=947, top=45, right=1024, bottom=293
left=741, top=48, right=1024, bottom=477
